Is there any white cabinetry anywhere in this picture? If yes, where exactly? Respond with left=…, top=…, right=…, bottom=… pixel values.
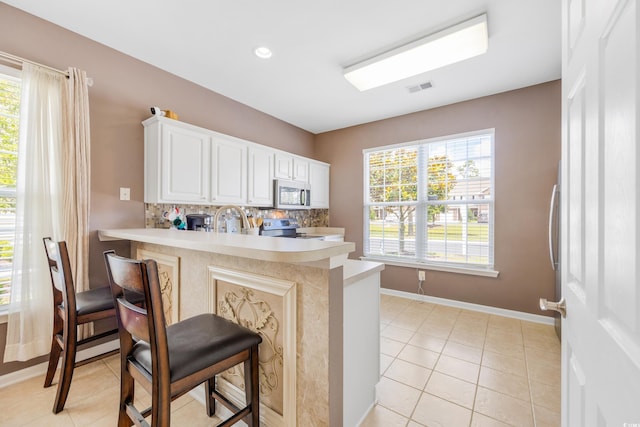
left=144, top=117, right=330, bottom=208
left=274, top=153, right=309, bottom=183
left=145, top=118, right=211, bottom=203
left=248, top=146, right=274, bottom=206
left=309, top=161, right=330, bottom=208
left=211, top=135, right=247, bottom=205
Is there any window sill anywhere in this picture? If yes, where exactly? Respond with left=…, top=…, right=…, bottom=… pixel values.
left=360, top=256, right=500, bottom=278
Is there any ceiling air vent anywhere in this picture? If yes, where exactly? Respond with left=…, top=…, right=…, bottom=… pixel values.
left=407, top=81, right=433, bottom=93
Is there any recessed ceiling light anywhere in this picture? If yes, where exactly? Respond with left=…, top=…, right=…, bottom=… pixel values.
left=254, top=46, right=273, bottom=59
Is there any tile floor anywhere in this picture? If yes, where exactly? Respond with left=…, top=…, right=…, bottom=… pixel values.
left=0, top=294, right=560, bottom=426
left=361, top=294, right=561, bottom=427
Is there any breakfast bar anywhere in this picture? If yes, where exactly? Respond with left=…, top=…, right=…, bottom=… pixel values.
left=98, top=228, right=383, bottom=427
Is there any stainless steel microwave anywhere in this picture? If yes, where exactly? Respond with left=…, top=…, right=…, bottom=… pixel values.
left=274, top=179, right=310, bottom=209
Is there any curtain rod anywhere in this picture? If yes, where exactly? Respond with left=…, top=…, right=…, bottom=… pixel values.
left=0, top=50, right=68, bottom=76
left=0, top=50, right=94, bottom=85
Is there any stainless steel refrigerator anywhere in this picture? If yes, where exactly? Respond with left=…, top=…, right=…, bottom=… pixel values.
left=548, top=164, right=561, bottom=339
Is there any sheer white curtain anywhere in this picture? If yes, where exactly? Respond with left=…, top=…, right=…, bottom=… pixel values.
left=3, top=64, right=92, bottom=362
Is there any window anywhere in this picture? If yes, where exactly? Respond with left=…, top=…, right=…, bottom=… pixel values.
left=0, top=66, right=20, bottom=306
left=364, top=130, right=494, bottom=271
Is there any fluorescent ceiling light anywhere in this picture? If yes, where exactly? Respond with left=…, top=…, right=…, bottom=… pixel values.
left=344, top=14, right=488, bottom=91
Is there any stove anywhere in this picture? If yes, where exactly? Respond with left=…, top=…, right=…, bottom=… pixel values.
left=261, top=218, right=323, bottom=239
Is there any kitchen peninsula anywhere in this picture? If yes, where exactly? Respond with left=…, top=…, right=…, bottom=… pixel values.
left=99, top=228, right=383, bottom=427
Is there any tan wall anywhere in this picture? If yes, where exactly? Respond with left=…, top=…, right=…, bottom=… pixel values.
left=314, top=80, right=561, bottom=315
left=0, top=4, right=314, bottom=375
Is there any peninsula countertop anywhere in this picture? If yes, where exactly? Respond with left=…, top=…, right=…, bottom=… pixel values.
left=99, top=228, right=355, bottom=264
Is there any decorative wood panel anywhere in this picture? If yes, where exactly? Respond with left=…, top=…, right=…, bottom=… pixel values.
left=208, top=266, right=296, bottom=427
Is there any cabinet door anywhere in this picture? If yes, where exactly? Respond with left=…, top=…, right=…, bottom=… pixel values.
left=292, top=158, right=309, bottom=183
left=211, top=136, right=247, bottom=204
left=309, top=162, right=330, bottom=208
left=274, top=153, right=293, bottom=180
left=248, top=146, right=274, bottom=206
left=160, top=124, right=210, bottom=203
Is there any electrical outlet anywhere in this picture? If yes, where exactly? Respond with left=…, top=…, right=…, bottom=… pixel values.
left=418, top=270, right=426, bottom=281
left=119, top=187, right=130, bottom=201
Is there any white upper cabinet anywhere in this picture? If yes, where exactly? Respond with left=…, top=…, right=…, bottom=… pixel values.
left=145, top=118, right=210, bottom=203
left=144, top=117, right=330, bottom=208
left=309, top=161, right=330, bottom=208
left=274, top=153, right=309, bottom=183
left=211, top=135, right=247, bottom=205
left=248, top=145, right=274, bottom=206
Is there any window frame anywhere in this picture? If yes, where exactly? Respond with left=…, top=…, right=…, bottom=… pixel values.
left=0, top=64, right=21, bottom=318
left=362, top=129, right=498, bottom=277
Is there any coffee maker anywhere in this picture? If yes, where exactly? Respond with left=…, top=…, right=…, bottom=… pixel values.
left=186, top=214, right=212, bottom=232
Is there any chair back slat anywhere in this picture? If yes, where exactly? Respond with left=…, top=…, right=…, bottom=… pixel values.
left=43, top=237, right=76, bottom=315
left=116, top=298, right=150, bottom=342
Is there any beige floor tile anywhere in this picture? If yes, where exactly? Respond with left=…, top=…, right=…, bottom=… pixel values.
left=434, top=354, right=480, bottom=384
left=170, top=399, right=222, bottom=426
left=448, top=328, right=486, bottom=348
left=484, top=329, right=524, bottom=349
left=429, top=305, right=461, bottom=320
left=424, top=371, right=477, bottom=409
left=390, top=311, right=430, bottom=331
left=412, top=392, right=472, bottom=427
left=525, top=345, right=561, bottom=365
left=454, top=317, right=489, bottom=334
left=442, top=340, right=483, bottom=364
left=408, top=332, right=446, bottom=353
left=474, top=386, right=534, bottom=427
left=66, top=383, right=121, bottom=426
left=381, top=336, right=406, bottom=357
left=359, top=405, right=409, bottom=427
left=527, top=356, right=561, bottom=387
left=530, top=379, right=561, bottom=413
left=384, top=358, right=432, bottom=390
left=416, top=322, right=454, bottom=339
left=64, top=361, right=120, bottom=407
left=20, top=411, right=76, bottom=427
left=533, top=404, right=561, bottom=427
left=488, top=315, right=522, bottom=333
left=382, top=324, right=416, bottom=343
left=483, top=337, right=525, bottom=359
left=457, top=309, right=490, bottom=323
left=404, top=300, right=436, bottom=315
left=376, top=376, right=422, bottom=418
left=478, top=366, right=530, bottom=402
left=0, top=377, right=59, bottom=425
left=481, top=350, right=527, bottom=377
left=380, top=353, right=394, bottom=375
left=397, top=344, right=440, bottom=369
left=471, top=412, right=513, bottom=427
left=407, top=421, right=426, bottom=427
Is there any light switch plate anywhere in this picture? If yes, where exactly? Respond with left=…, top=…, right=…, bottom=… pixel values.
left=119, top=187, right=130, bottom=201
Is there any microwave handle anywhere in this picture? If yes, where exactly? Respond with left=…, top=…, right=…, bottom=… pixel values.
left=300, top=189, right=306, bottom=205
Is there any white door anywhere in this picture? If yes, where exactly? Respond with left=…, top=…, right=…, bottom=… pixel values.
left=561, top=0, right=640, bottom=425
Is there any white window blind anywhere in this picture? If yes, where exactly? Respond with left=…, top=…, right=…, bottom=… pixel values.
left=364, top=130, right=494, bottom=269
left=0, top=67, right=20, bottom=306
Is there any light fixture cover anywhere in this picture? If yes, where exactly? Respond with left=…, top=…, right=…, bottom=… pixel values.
left=344, top=14, right=488, bottom=91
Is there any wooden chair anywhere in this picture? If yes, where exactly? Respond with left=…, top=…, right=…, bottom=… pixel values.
left=103, top=251, right=262, bottom=427
left=43, top=237, right=124, bottom=413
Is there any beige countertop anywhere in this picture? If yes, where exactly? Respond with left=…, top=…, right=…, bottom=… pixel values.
left=99, top=228, right=355, bottom=264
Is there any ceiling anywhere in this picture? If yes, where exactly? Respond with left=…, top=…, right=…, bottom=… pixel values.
left=4, top=0, right=561, bottom=134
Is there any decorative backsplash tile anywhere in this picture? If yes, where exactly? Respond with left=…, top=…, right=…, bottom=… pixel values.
left=145, top=203, right=329, bottom=230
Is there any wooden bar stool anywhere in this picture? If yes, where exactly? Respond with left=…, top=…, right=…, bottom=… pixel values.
left=43, top=237, right=124, bottom=413
left=104, top=251, right=262, bottom=427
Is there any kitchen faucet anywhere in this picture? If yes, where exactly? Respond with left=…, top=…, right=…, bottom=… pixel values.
left=212, top=205, right=250, bottom=233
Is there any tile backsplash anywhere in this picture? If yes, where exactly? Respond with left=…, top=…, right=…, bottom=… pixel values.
left=145, top=203, right=329, bottom=229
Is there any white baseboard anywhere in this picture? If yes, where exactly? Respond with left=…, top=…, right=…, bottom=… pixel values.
left=0, top=339, right=119, bottom=389
left=380, top=288, right=556, bottom=325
